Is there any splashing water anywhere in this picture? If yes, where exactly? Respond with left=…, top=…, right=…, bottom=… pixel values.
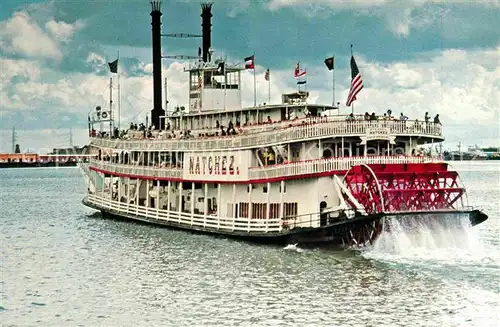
left=362, top=213, right=493, bottom=265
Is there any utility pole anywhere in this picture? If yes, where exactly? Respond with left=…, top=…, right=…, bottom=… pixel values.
left=11, top=127, right=17, bottom=153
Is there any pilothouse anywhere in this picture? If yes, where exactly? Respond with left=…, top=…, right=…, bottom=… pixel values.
left=80, top=1, right=488, bottom=247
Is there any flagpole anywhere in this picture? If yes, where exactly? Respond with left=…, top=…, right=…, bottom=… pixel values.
left=268, top=69, right=271, bottom=105
left=332, top=55, right=336, bottom=107
left=350, top=44, right=353, bottom=115
left=224, top=55, right=227, bottom=111
left=109, top=77, right=113, bottom=136
left=117, top=50, right=121, bottom=131
left=253, top=53, right=256, bottom=107
left=305, top=70, right=307, bottom=93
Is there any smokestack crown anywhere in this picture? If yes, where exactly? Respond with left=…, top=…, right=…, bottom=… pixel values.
left=150, top=0, right=162, bottom=12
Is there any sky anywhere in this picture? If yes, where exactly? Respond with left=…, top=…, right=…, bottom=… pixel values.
left=0, top=0, right=499, bottom=152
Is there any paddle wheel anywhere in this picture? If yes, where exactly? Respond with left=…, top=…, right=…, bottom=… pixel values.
left=343, top=219, right=384, bottom=248
left=343, top=163, right=467, bottom=215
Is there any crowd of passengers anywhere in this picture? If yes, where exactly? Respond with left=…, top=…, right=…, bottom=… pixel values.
left=91, top=110, right=441, bottom=140
left=347, top=109, right=441, bottom=125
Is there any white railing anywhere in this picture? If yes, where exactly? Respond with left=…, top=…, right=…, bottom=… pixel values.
left=91, top=120, right=442, bottom=152
left=248, top=155, right=431, bottom=180
left=89, top=155, right=435, bottom=182
left=91, top=160, right=183, bottom=179
left=87, top=194, right=283, bottom=233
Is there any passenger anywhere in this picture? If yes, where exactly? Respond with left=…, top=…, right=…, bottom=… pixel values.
left=425, top=112, right=430, bottom=123
left=364, top=112, right=370, bottom=120
left=370, top=112, right=376, bottom=121
left=400, top=113, right=408, bottom=121
left=267, top=116, right=272, bottom=123
left=434, top=114, right=441, bottom=125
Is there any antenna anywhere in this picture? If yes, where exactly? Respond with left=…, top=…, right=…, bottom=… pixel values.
left=164, top=77, right=168, bottom=113
left=163, top=33, right=201, bottom=38
left=69, top=127, right=74, bottom=147
left=162, top=55, right=199, bottom=60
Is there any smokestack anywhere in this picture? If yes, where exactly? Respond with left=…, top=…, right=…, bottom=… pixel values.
left=150, top=1, right=165, bottom=129
left=201, top=3, right=213, bottom=63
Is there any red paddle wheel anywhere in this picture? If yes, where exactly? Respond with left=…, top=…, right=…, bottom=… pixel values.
left=343, top=163, right=467, bottom=215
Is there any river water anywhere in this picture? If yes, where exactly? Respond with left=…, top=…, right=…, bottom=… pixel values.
left=1, top=162, right=499, bottom=326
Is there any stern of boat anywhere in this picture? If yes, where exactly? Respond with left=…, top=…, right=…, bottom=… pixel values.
left=321, top=162, right=489, bottom=247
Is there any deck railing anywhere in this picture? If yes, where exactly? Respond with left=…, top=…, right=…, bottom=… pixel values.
left=248, top=156, right=431, bottom=180
left=90, top=160, right=183, bottom=179
left=87, top=194, right=283, bottom=233
left=91, top=120, right=442, bottom=152
left=89, top=155, right=434, bottom=181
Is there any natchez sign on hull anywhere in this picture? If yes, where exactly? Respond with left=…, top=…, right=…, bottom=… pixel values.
left=183, top=151, right=250, bottom=181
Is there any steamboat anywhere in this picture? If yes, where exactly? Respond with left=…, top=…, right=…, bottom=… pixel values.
left=80, top=1, right=487, bottom=247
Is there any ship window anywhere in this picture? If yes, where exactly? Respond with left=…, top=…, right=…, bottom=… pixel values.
left=263, top=185, right=268, bottom=193
left=279, top=184, right=286, bottom=193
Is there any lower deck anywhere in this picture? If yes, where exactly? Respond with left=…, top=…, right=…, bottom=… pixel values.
left=84, top=171, right=348, bottom=233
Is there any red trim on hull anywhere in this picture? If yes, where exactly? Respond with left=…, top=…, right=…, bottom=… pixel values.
left=88, top=166, right=349, bottom=184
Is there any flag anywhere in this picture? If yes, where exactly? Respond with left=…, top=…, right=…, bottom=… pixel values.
left=244, top=55, right=255, bottom=69
left=297, top=80, right=306, bottom=85
left=108, top=59, right=118, bottom=73
left=264, top=69, right=269, bottom=81
left=346, top=56, right=363, bottom=106
left=215, top=62, right=225, bottom=75
left=294, top=62, right=306, bottom=78
left=324, top=56, right=334, bottom=71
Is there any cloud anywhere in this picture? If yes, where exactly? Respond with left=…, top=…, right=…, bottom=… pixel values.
left=46, top=19, right=85, bottom=42
left=266, top=0, right=499, bottom=36
left=0, top=11, right=62, bottom=60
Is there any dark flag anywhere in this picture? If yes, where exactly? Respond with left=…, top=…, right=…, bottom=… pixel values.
left=215, top=62, right=225, bottom=75
left=264, top=69, right=270, bottom=81
left=297, top=80, right=307, bottom=85
left=108, top=59, right=118, bottom=73
left=324, top=56, right=334, bottom=71
left=244, top=55, right=255, bottom=69
left=346, top=56, right=363, bottom=106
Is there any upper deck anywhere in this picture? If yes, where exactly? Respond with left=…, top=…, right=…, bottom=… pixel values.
left=90, top=114, right=442, bottom=152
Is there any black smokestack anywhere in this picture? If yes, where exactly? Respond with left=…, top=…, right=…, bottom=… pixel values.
left=201, top=3, right=213, bottom=63
left=150, top=1, right=165, bottom=129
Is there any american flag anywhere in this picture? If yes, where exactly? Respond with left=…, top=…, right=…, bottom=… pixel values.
left=346, top=56, right=363, bottom=107
left=294, top=62, right=306, bottom=78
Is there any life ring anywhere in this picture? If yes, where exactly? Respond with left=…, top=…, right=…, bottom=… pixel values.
left=101, top=112, right=108, bottom=119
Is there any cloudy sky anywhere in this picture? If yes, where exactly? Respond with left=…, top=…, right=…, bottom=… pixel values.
left=0, top=0, right=499, bottom=152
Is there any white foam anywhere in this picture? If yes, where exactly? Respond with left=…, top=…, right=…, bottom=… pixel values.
left=362, top=214, right=496, bottom=266
left=283, top=243, right=304, bottom=253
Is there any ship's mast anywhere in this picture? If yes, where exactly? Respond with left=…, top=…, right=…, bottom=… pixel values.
left=69, top=127, right=74, bottom=147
